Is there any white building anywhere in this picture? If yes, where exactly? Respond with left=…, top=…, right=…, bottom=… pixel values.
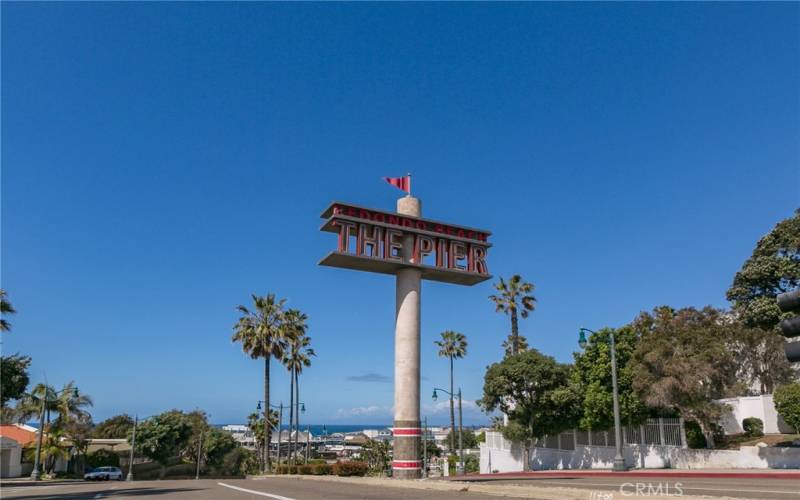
left=222, top=424, right=256, bottom=450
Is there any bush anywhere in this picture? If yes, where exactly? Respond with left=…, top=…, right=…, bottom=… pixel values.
left=86, top=449, right=120, bottom=468
left=275, top=464, right=297, bottom=474
left=218, top=447, right=257, bottom=476
left=333, top=461, right=368, bottom=477
left=743, top=417, right=764, bottom=437
left=685, top=421, right=724, bottom=449
left=297, top=464, right=313, bottom=475
left=310, top=463, right=331, bottom=475
left=775, top=383, right=800, bottom=434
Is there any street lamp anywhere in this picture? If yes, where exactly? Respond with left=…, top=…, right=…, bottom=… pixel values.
left=258, top=401, right=285, bottom=473
left=432, top=387, right=464, bottom=475
left=31, top=386, right=79, bottom=481
left=578, top=327, right=626, bottom=472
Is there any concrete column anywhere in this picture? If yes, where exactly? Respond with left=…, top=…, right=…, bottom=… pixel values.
left=393, top=195, right=422, bottom=479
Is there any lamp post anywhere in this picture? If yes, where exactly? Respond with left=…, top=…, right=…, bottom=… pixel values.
left=126, top=415, right=138, bottom=481
left=31, top=386, right=79, bottom=481
left=258, top=401, right=285, bottom=472
left=432, top=387, right=463, bottom=475
left=291, top=402, right=306, bottom=465
left=578, top=328, right=626, bottom=472
left=422, top=416, right=428, bottom=478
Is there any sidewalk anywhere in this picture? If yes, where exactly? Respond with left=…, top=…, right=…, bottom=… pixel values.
left=249, top=473, right=753, bottom=500
left=0, top=478, right=85, bottom=488
left=455, top=468, right=800, bottom=481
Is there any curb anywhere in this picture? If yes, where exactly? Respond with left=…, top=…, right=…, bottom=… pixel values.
left=458, top=470, right=800, bottom=480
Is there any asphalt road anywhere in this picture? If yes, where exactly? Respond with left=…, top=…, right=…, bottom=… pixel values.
left=2, top=475, right=799, bottom=500
left=0, top=478, right=490, bottom=500
left=460, top=476, right=800, bottom=500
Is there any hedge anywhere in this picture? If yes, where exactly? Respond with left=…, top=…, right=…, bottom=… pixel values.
left=332, top=461, right=368, bottom=477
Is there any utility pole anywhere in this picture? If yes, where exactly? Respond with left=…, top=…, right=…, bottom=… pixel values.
left=458, top=388, right=464, bottom=476
left=195, top=431, right=203, bottom=480
left=126, top=415, right=138, bottom=481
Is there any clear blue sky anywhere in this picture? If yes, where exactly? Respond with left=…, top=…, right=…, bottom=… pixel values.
left=2, top=3, right=798, bottom=426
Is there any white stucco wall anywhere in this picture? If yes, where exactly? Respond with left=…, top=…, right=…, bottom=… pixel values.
left=0, top=436, right=23, bottom=478
left=717, top=395, right=794, bottom=435
left=479, top=432, right=800, bottom=473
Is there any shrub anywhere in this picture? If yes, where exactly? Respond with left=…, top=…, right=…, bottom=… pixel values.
left=333, top=461, right=368, bottom=477
left=86, top=449, right=120, bottom=468
left=310, top=463, right=331, bottom=475
left=276, top=464, right=301, bottom=474
left=743, top=417, right=764, bottom=437
left=684, top=421, right=724, bottom=449
left=775, top=383, right=800, bottom=434
left=218, top=448, right=257, bottom=476
left=297, top=464, right=313, bottom=475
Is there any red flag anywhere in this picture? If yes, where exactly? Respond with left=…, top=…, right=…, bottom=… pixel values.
left=383, top=175, right=410, bottom=193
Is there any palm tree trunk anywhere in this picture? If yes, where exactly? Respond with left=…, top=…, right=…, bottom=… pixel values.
left=288, top=366, right=295, bottom=468
left=449, top=356, right=456, bottom=457
left=295, top=370, right=300, bottom=464
left=510, top=310, right=519, bottom=356
left=264, top=356, right=271, bottom=473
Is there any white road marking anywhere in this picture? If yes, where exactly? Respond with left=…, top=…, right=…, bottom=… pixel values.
left=527, top=479, right=800, bottom=496
left=218, top=482, right=297, bottom=500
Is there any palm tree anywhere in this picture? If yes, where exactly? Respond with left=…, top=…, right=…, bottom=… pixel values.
left=1, top=289, right=16, bottom=332
left=488, top=275, right=536, bottom=356
left=281, top=310, right=313, bottom=466
left=232, top=293, right=289, bottom=473
left=435, top=331, right=467, bottom=456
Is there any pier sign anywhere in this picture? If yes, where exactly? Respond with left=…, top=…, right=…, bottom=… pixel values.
left=318, top=196, right=491, bottom=479
left=319, top=201, right=492, bottom=285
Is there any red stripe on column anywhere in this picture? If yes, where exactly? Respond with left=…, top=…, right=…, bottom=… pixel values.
left=393, top=428, right=422, bottom=436
left=392, top=460, right=422, bottom=469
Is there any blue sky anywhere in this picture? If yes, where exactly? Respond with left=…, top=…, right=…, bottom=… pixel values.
left=2, top=3, right=798, bottom=426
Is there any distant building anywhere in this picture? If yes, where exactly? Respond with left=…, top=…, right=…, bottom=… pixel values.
left=222, top=424, right=256, bottom=450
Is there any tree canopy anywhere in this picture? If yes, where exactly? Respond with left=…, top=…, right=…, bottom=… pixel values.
left=571, top=326, right=649, bottom=430
left=629, top=306, right=740, bottom=448
left=1, top=353, right=31, bottom=409
left=727, top=209, right=800, bottom=329
left=479, top=349, right=580, bottom=470
left=132, top=410, right=194, bottom=476
left=93, top=414, right=135, bottom=439
left=489, top=275, right=536, bottom=356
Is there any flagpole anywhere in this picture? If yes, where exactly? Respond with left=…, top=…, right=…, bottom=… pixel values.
left=407, top=173, right=412, bottom=196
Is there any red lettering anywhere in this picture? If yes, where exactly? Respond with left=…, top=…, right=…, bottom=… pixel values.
left=402, top=218, right=414, bottom=227
left=435, top=225, right=445, bottom=234
left=359, top=210, right=371, bottom=220
left=457, top=229, right=465, bottom=238
left=416, top=221, right=426, bottom=230
left=389, top=216, right=400, bottom=226
left=374, top=213, right=385, bottom=223
left=347, top=207, right=357, bottom=217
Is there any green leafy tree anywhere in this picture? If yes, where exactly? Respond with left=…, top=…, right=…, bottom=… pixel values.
left=445, top=428, right=478, bottom=449
left=93, top=414, right=135, bottom=439
left=571, top=326, right=649, bottom=431
left=1, top=353, right=31, bottom=411
left=200, top=428, right=238, bottom=472
left=489, top=275, right=536, bottom=357
left=419, top=438, right=440, bottom=459
left=729, top=322, right=795, bottom=395
left=630, top=306, right=740, bottom=448
left=1, top=289, right=16, bottom=332
left=727, top=209, right=800, bottom=329
left=479, top=349, right=580, bottom=470
left=774, top=383, right=800, bottom=434
left=361, top=439, right=391, bottom=474
left=131, top=410, right=193, bottom=479
left=64, top=415, right=93, bottom=473
left=435, top=330, right=467, bottom=455
left=281, top=309, right=313, bottom=465
left=232, top=293, right=290, bottom=472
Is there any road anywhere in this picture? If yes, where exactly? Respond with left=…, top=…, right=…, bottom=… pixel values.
left=0, top=478, right=487, bottom=500
left=460, top=476, right=800, bottom=499
left=1, top=474, right=799, bottom=499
